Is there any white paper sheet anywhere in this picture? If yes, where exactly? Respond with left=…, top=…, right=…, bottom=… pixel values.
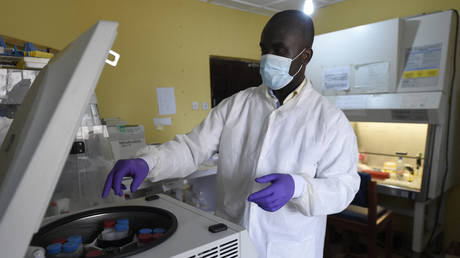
left=322, top=66, right=350, bottom=91
left=0, top=69, right=7, bottom=97
left=22, top=70, right=39, bottom=84
left=156, top=87, right=176, bottom=115
left=401, top=43, right=442, bottom=89
left=154, top=117, right=172, bottom=130
left=354, top=61, right=389, bottom=90
left=154, top=117, right=172, bottom=126
left=7, top=70, right=22, bottom=91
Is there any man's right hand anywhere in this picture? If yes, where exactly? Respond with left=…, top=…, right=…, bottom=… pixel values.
left=101, top=158, right=149, bottom=198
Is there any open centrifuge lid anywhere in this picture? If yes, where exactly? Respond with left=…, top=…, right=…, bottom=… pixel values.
left=0, top=21, right=118, bottom=257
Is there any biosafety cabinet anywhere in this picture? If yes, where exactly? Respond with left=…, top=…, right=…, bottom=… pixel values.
left=307, top=10, right=460, bottom=252
left=0, top=21, right=256, bottom=257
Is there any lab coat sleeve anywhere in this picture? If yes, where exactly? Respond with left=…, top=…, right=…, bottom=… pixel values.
left=136, top=101, right=228, bottom=182
left=291, top=113, right=360, bottom=216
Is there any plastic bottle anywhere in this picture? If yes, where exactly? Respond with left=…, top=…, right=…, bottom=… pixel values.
left=396, top=157, right=404, bottom=180
left=102, top=220, right=129, bottom=241
left=46, top=243, right=62, bottom=257
left=152, top=233, right=164, bottom=240
left=61, top=241, right=83, bottom=258
left=102, top=230, right=117, bottom=241
left=137, top=233, right=154, bottom=246
left=101, top=220, right=116, bottom=240
left=197, top=191, right=208, bottom=210
left=66, top=235, right=84, bottom=255
left=114, top=223, right=129, bottom=240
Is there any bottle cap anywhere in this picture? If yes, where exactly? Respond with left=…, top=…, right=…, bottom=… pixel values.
left=67, top=235, right=82, bottom=244
left=139, top=228, right=153, bottom=234
left=116, top=218, right=129, bottom=225
left=104, top=220, right=116, bottom=228
left=62, top=242, right=79, bottom=253
left=46, top=243, right=62, bottom=255
left=115, top=223, right=129, bottom=232
left=153, top=228, right=165, bottom=233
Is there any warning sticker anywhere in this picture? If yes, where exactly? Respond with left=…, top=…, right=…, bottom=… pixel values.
left=401, top=43, right=442, bottom=89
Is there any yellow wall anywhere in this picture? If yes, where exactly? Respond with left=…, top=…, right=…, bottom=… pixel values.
left=0, top=1, right=79, bottom=49
left=0, top=0, right=268, bottom=143
left=312, top=0, right=460, bottom=248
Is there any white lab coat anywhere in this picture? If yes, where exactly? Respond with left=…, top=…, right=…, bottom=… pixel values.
left=138, top=80, right=360, bottom=258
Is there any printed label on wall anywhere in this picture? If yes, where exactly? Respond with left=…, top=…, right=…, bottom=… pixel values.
left=401, top=43, right=442, bottom=89
left=354, top=61, right=390, bottom=91
left=322, top=66, right=350, bottom=91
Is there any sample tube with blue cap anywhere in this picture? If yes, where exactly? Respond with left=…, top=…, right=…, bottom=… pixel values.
left=152, top=227, right=166, bottom=240
left=153, top=228, right=165, bottom=233
left=115, top=223, right=129, bottom=240
left=67, top=235, right=82, bottom=244
left=61, top=241, right=83, bottom=257
left=101, top=219, right=130, bottom=241
left=67, top=235, right=84, bottom=256
left=46, top=243, right=62, bottom=257
left=116, top=218, right=129, bottom=225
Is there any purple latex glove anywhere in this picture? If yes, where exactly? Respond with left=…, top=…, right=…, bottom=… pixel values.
left=101, top=158, right=149, bottom=198
left=247, top=173, right=295, bottom=212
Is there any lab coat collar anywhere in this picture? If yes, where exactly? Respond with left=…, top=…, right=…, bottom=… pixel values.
left=261, top=79, right=312, bottom=110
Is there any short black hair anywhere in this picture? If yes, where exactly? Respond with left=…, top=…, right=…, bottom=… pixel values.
left=267, top=10, right=315, bottom=49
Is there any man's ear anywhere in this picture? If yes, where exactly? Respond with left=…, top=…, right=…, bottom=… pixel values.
left=304, top=48, right=313, bottom=64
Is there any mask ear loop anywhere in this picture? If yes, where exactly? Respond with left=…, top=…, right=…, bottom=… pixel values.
left=290, top=48, right=306, bottom=77
left=292, top=48, right=306, bottom=61
left=292, top=64, right=303, bottom=77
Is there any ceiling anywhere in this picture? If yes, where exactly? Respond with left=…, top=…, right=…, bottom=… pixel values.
left=201, top=0, right=344, bottom=16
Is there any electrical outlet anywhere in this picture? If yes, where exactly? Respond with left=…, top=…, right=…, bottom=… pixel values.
left=192, top=102, right=199, bottom=110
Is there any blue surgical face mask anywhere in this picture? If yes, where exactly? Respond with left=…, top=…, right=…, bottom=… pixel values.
left=260, top=48, right=306, bottom=90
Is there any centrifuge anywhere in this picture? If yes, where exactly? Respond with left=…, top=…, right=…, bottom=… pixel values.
left=29, top=194, right=255, bottom=257
left=0, top=20, right=256, bottom=257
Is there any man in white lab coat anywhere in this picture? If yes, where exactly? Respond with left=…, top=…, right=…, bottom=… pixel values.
left=102, top=10, right=360, bottom=258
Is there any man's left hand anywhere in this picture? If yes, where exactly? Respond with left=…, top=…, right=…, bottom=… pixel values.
left=248, top=173, right=294, bottom=212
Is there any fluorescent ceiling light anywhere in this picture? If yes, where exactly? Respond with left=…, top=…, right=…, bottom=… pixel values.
left=303, top=0, right=315, bottom=15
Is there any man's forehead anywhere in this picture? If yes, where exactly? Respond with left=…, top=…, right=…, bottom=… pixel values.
left=261, top=26, right=303, bottom=45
